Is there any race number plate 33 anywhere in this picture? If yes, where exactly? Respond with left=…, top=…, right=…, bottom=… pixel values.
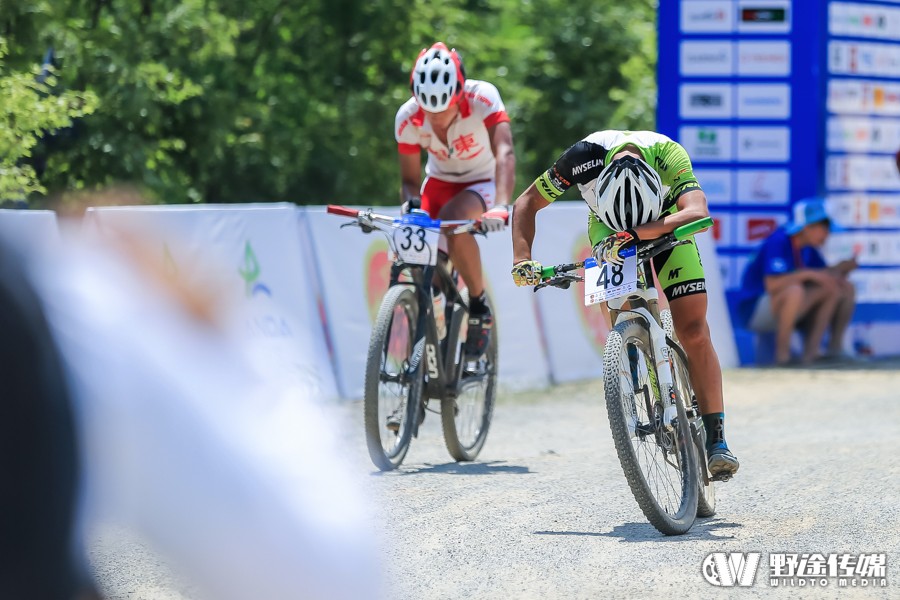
left=584, top=248, right=638, bottom=305
left=393, top=225, right=439, bottom=265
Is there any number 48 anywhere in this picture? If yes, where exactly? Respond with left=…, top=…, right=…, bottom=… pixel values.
left=597, top=263, right=624, bottom=288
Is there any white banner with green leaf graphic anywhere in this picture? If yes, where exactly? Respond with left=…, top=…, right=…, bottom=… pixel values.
left=84, top=204, right=339, bottom=400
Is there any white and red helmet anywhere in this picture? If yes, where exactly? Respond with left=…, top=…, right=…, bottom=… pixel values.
left=410, top=43, right=465, bottom=113
left=592, top=155, right=664, bottom=231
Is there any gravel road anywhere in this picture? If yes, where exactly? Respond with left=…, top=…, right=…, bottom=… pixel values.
left=93, top=363, right=900, bottom=599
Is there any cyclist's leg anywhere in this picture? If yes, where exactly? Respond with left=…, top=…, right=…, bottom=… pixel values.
left=654, top=239, right=738, bottom=477
left=439, top=190, right=487, bottom=297
left=438, top=181, right=495, bottom=358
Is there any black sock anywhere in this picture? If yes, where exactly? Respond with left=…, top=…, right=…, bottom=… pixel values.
left=469, top=292, right=487, bottom=314
left=702, top=412, right=726, bottom=449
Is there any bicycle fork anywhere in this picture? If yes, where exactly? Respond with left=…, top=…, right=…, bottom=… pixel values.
left=615, top=307, right=679, bottom=431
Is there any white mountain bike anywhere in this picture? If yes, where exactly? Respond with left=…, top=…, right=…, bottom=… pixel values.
left=534, top=217, right=717, bottom=535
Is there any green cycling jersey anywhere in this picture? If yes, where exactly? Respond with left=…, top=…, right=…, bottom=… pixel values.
left=533, top=130, right=707, bottom=301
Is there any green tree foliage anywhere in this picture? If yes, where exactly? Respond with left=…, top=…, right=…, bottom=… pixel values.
left=1, top=0, right=656, bottom=205
left=0, top=37, right=96, bottom=201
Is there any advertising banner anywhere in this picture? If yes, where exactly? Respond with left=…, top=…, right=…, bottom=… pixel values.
left=827, top=193, right=900, bottom=228
left=85, top=204, right=339, bottom=400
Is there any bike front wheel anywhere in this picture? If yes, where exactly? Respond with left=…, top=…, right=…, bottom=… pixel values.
left=364, top=285, right=423, bottom=471
left=441, top=292, right=497, bottom=462
left=604, top=318, right=699, bottom=535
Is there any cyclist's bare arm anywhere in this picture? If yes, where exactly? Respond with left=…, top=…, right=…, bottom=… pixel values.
left=632, top=189, right=711, bottom=241
left=511, top=183, right=550, bottom=263
left=399, top=152, right=422, bottom=203
left=489, top=121, right=515, bottom=206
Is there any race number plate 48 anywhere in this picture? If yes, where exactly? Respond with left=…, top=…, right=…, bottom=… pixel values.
left=584, top=248, right=638, bottom=305
left=393, top=225, right=439, bottom=265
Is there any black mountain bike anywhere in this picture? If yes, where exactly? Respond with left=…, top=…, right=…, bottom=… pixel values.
left=534, top=217, right=717, bottom=535
left=328, top=205, right=501, bottom=471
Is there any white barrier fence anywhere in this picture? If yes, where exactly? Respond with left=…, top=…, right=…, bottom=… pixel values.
left=2, top=204, right=740, bottom=400
left=83, top=204, right=339, bottom=400
left=0, top=209, right=59, bottom=252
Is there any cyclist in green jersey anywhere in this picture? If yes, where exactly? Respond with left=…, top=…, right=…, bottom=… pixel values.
left=509, top=130, right=739, bottom=480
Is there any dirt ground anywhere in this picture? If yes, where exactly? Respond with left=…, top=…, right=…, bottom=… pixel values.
left=92, top=361, right=900, bottom=599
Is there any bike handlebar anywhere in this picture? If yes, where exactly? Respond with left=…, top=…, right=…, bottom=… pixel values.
left=326, top=204, right=506, bottom=236
left=534, top=216, right=714, bottom=290
left=326, top=205, right=360, bottom=218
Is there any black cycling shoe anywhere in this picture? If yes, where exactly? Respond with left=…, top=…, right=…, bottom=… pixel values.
left=707, top=444, right=740, bottom=481
left=464, top=304, right=493, bottom=359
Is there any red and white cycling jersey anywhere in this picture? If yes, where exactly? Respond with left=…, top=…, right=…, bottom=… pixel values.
left=394, top=79, right=510, bottom=184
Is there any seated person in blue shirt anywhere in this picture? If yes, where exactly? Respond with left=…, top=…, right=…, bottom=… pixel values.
left=737, top=198, right=857, bottom=365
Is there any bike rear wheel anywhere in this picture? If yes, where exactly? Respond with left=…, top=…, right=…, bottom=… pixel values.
left=364, top=285, right=423, bottom=471
left=604, top=318, right=699, bottom=535
left=442, top=292, right=497, bottom=462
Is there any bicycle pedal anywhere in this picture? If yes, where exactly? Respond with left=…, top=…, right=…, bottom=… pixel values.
left=710, top=472, right=733, bottom=482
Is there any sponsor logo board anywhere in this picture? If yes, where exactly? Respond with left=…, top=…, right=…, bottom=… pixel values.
left=826, top=155, right=900, bottom=191
left=735, top=211, right=788, bottom=247
left=680, top=83, right=734, bottom=119
left=826, top=232, right=900, bottom=266
left=826, top=116, right=900, bottom=153
left=828, top=79, right=900, bottom=116
left=829, top=40, right=900, bottom=78
left=709, top=211, right=734, bottom=247
left=680, top=41, right=734, bottom=76
left=737, top=41, right=791, bottom=76
left=736, top=127, right=790, bottom=162
left=736, top=84, right=791, bottom=119
left=849, top=271, right=900, bottom=304
left=829, top=1, right=900, bottom=42
left=694, top=168, right=732, bottom=203
left=827, top=193, right=900, bottom=227
left=735, top=169, right=790, bottom=205
left=737, top=1, right=791, bottom=34
left=681, top=0, right=735, bottom=33
left=680, top=126, right=734, bottom=162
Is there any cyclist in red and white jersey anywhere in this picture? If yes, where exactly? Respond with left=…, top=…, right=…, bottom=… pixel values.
left=394, top=42, right=514, bottom=358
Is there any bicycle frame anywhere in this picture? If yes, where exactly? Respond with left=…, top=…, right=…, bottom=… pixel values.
left=607, top=261, right=680, bottom=429
left=389, top=260, right=468, bottom=412
left=331, top=206, right=484, bottom=436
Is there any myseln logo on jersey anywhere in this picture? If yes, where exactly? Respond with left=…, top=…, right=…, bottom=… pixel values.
left=702, top=552, right=761, bottom=587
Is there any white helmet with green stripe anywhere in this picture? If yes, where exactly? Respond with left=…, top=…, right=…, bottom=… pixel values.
left=592, top=155, right=663, bottom=231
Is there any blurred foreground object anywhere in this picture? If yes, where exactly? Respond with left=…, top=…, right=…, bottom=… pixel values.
left=0, top=238, right=94, bottom=599
left=21, top=217, right=378, bottom=600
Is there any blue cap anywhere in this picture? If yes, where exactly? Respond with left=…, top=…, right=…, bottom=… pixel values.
left=786, top=198, right=833, bottom=235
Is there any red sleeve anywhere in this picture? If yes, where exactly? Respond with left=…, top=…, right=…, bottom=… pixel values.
left=483, top=111, right=510, bottom=129
left=397, top=143, right=421, bottom=155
